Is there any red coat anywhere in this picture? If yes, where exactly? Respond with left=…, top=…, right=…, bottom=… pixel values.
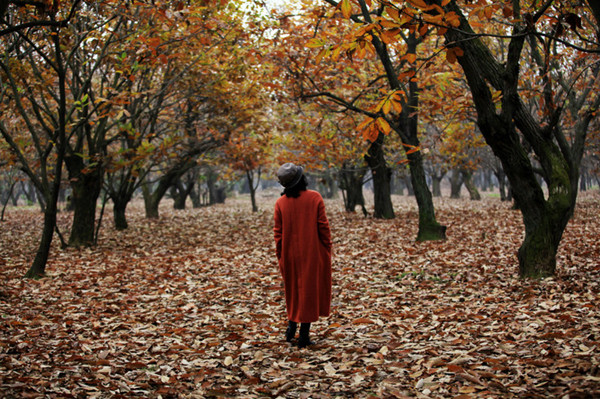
left=274, top=190, right=332, bottom=323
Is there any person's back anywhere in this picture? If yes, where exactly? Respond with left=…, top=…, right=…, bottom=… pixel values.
left=273, top=163, right=332, bottom=348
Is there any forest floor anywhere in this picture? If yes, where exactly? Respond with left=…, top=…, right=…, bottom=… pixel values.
left=1, top=190, right=599, bottom=398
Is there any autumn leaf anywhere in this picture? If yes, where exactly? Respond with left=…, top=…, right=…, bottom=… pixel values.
left=446, top=46, right=464, bottom=64
left=341, top=0, right=352, bottom=19
left=404, top=53, right=417, bottom=63
left=306, top=37, right=326, bottom=48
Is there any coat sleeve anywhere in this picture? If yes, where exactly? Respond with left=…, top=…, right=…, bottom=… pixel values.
left=273, top=201, right=283, bottom=260
left=316, top=196, right=332, bottom=254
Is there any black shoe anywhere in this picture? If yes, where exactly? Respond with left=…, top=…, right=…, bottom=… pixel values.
left=297, top=336, right=313, bottom=348
left=285, top=321, right=297, bottom=342
left=298, top=322, right=312, bottom=348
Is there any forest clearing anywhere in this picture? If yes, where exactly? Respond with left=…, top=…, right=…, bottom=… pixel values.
left=1, top=192, right=599, bottom=398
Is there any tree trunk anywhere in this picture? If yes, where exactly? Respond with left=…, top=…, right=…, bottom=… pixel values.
left=494, top=169, right=508, bottom=201
left=482, top=169, right=494, bottom=192
left=339, top=165, right=367, bottom=216
left=142, top=180, right=160, bottom=219
left=364, top=134, right=394, bottom=219
left=431, top=173, right=444, bottom=197
left=206, top=168, right=226, bottom=205
left=65, top=155, right=103, bottom=247
left=579, top=165, right=587, bottom=191
left=450, top=169, right=462, bottom=199
left=406, top=148, right=447, bottom=240
left=171, top=185, right=187, bottom=210
left=1, top=179, right=16, bottom=221
left=442, top=2, right=578, bottom=277
left=462, top=170, right=481, bottom=200
left=25, top=193, right=58, bottom=278
left=246, top=169, right=260, bottom=213
left=190, top=181, right=203, bottom=208
left=352, top=4, right=444, bottom=238
left=25, top=26, right=67, bottom=278
left=396, top=35, right=446, bottom=240
left=113, top=198, right=129, bottom=230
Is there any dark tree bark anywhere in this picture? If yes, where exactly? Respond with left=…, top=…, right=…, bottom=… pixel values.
left=318, top=171, right=338, bottom=200
left=170, top=175, right=196, bottom=210
left=142, top=140, right=218, bottom=218
left=112, top=197, right=128, bottom=230
left=24, top=25, right=68, bottom=278
left=364, top=134, right=394, bottom=219
left=0, top=178, right=16, bottom=221
left=338, top=163, right=367, bottom=216
left=206, top=168, right=226, bottom=205
left=438, top=0, right=598, bottom=277
left=388, top=32, right=446, bottom=239
left=106, top=167, right=138, bottom=231
left=65, top=154, right=103, bottom=247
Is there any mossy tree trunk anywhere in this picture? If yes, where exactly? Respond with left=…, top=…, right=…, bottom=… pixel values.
left=462, top=170, right=481, bottom=201
left=392, top=33, right=446, bottom=240
left=441, top=0, right=598, bottom=277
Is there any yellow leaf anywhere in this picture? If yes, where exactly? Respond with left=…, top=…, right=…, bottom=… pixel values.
left=341, top=0, right=352, bottom=19
left=374, top=98, right=384, bottom=113
left=306, top=38, right=325, bottom=48
left=382, top=99, right=392, bottom=115
left=376, top=118, right=392, bottom=135
left=381, top=30, right=398, bottom=44
left=315, top=49, right=327, bottom=64
left=405, top=146, right=420, bottom=155
left=391, top=99, right=403, bottom=114
left=404, top=53, right=417, bottom=63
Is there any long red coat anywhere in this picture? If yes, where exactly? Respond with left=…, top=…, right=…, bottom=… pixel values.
left=274, top=190, right=332, bottom=323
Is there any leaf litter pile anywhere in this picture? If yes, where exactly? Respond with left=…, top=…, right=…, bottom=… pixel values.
left=1, top=193, right=599, bottom=398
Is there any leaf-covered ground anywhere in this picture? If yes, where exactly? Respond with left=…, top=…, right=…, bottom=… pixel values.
left=1, top=191, right=599, bottom=398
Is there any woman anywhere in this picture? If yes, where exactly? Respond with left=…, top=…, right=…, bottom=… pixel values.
left=273, top=163, right=332, bottom=348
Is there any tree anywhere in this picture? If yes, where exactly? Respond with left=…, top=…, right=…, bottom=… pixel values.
left=0, top=1, right=81, bottom=277
left=415, top=0, right=599, bottom=277
left=224, top=131, right=272, bottom=213
left=281, top=0, right=447, bottom=238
